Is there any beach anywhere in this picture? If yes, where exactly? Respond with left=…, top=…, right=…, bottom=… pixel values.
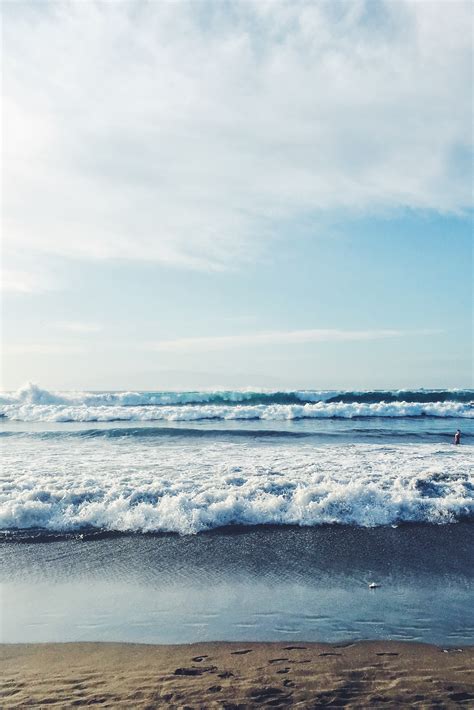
left=1, top=387, right=472, bottom=706
left=2, top=640, right=473, bottom=707
left=1, top=525, right=474, bottom=706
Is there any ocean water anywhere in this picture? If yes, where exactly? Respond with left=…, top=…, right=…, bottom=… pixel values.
left=1, top=384, right=473, bottom=645
left=1, top=384, right=473, bottom=537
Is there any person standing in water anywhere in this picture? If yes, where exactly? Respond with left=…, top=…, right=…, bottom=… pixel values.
left=454, top=429, right=461, bottom=445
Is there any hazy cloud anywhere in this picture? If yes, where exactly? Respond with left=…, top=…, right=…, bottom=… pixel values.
left=1, top=268, right=55, bottom=294
left=3, top=0, right=472, bottom=278
left=3, top=344, right=87, bottom=355
left=54, top=322, right=103, bottom=334
left=149, top=328, right=440, bottom=352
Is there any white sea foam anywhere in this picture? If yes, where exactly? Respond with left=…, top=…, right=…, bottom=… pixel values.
left=1, top=436, right=472, bottom=534
left=1, top=400, right=472, bottom=422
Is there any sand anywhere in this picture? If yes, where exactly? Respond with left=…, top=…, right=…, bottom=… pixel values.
left=1, top=641, right=473, bottom=708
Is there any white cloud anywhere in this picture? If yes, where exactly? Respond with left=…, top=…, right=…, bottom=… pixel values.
left=2, top=0, right=472, bottom=273
left=149, top=328, right=440, bottom=352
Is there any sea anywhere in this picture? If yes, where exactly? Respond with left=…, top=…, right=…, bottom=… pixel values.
left=1, top=383, right=473, bottom=645
left=1, top=383, right=473, bottom=536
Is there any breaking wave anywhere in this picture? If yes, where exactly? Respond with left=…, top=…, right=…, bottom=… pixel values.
left=0, top=441, right=472, bottom=535
left=0, top=383, right=472, bottom=421
left=1, top=401, right=472, bottom=422
left=1, top=382, right=473, bottom=407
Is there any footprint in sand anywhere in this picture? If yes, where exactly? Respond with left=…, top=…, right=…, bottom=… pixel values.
left=449, top=692, right=474, bottom=702
left=231, top=649, right=253, bottom=655
left=174, top=668, right=201, bottom=676
left=319, top=652, right=342, bottom=657
left=174, top=666, right=217, bottom=676
left=269, top=658, right=289, bottom=664
left=276, top=668, right=290, bottom=674
left=192, top=655, right=208, bottom=662
left=376, top=652, right=399, bottom=656
left=248, top=686, right=292, bottom=702
left=217, top=671, right=234, bottom=679
left=284, top=646, right=307, bottom=650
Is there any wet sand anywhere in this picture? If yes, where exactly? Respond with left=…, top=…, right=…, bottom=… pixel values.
left=1, top=641, right=473, bottom=708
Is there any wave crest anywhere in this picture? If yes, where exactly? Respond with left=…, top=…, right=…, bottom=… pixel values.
left=1, top=400, right=472, bottom=422
left=0, top=382, right=473, bottom=412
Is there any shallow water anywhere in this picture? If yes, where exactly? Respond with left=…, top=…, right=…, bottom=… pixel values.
left=1, top=525, right=473, bottom=645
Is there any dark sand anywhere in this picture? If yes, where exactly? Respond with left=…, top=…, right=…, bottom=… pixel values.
left=1, top=641, right=473, bottom=708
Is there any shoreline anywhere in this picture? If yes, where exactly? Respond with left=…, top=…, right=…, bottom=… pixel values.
left=2, top=641, right=473, bottom=707
left=2, top=519, right=474, bottom=544
left=2, top=524, right=473, bottom=647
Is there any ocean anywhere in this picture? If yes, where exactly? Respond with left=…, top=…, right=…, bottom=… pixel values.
left=1, top=384, right=473, bottom=646
left=1, top=384, right=473, bottom=536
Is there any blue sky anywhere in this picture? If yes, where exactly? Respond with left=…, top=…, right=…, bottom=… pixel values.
left=2, top=1, right=472, bottom=390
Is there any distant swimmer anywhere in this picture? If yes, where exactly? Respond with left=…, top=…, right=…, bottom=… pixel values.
left=454, top=429, right=461, bottom=445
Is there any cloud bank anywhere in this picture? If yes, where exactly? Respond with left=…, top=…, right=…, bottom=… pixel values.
left=150, top=328, right=440, bottom=352
left=3, top=0, right=472, bottom=284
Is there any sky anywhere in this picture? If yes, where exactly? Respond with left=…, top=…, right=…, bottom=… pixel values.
left=1, top=0, right=473, bottom=391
